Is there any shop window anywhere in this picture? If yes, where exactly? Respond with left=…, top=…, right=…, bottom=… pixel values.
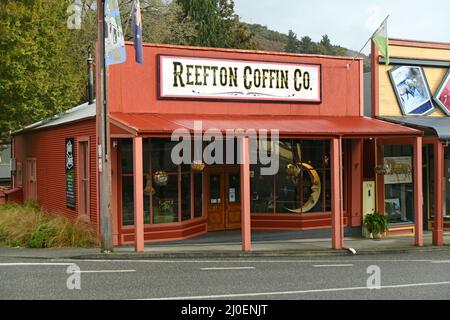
left=251, top=139, right=332, bottom=214
left=251, top=164, right=274, bottom=213
left=120, top=139, right=135, bottom=226
left=384, top=145, right=414, bottom=225
left=193, top=173, right=203, bottom=218
left=444, top=146, right=450, bottom=217
left=423, top=145, right=434, bottom=224
left=153, top=174, right=179, bottom=224
left=121, top=138, right=205, bottom=227
left=181, top=172, right=191, bottom=221
left=121, top=176, right=134, bottom=226
left=143, top=140, right=151, bottom=224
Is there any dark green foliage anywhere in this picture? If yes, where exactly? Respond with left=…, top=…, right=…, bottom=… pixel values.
left=0, top=0, right=86, bottom=145
left=285, top=30, right=300, bottom=53
left=364, top=213, right=389, bottom=235
left=176, top=0, right=255, bottom=49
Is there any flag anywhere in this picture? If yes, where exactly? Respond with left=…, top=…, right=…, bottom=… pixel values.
left=372, top=17, right=389, bottom=66
left=104, top=0, right=126, bottom=66
left=132, top=0, right=143, bottom=64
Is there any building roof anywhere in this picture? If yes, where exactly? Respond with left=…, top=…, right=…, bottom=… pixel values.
left=381, top=116, right=450, bottom=140
left=110, top=113, right=422, bottom=137
left=14, top=101, right=96, bottom=135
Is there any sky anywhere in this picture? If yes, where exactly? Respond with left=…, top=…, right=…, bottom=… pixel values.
left=233, top=0, right=450, bottom=54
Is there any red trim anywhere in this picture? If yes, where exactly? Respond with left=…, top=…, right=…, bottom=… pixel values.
left=76, top=137, right=90, bottom=220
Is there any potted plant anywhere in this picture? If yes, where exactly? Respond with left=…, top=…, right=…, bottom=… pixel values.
left=364, top=212, right=388, bottom=239
left=191, top=160, right=205, bottom=172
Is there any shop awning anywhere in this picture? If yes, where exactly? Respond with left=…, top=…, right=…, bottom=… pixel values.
left=381, top=116, right=450, bottom=140
left=110, top=113, right=422, bottom=137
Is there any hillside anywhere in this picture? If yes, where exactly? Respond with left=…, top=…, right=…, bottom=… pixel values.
left=246, top=23, right=370, bottom=72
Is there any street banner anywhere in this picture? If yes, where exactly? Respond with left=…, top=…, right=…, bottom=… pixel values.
left=105, top=0, right=126, bottom=66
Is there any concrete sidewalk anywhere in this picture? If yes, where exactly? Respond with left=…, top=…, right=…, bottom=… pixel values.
left=1, top=231, right=450, bottom=260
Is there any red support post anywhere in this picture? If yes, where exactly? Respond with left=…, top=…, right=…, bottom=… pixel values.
left=331, top=137, right=344, bottom=250
left=433, top=141, right=444, bottom=246
left=133, top=136, right=145, bottom=252
left=413, top=136, right=424, bottom=247
left=240, top=136, right=251, bottom=252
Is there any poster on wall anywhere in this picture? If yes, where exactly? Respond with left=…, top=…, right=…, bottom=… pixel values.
left=384, top=156, right=413, bottom=185
left=433, top=68, right=450, bottom=116
left=388, top=66, right=435, bottom=116
left=66, top=138, right=76, bottom=210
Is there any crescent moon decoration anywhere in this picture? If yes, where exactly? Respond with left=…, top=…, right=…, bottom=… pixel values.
left=286, top=163, right=322, bottom=213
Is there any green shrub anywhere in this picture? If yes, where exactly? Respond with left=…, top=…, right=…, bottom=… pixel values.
left=0, top=203, right=98, bottom=248
left=364, top=213, right=389, bottom=235
left=27, top=224, right=56, bottom=248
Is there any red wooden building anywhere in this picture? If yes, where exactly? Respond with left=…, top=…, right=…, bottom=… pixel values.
left=10, top=42, right=427, bottom=251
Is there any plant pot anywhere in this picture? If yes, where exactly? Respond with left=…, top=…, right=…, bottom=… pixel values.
left=362, top=226, right=372, bottom=239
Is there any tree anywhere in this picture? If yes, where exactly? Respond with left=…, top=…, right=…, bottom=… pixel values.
left=320, top=34, right=331, bottom=49
left=299, top=36, right=316, bottom=54
left=285, top=30, right=299, bottom=53
left=119, top=0, right=198, bottom=45
left=0, top=0, right=86, bottom=145
left=176, top=0, right=255, bottom=49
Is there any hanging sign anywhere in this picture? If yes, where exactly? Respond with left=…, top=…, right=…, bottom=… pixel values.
left=66, top=138, right=76, bottom=210
left=158, top=55, right=321, bottom=103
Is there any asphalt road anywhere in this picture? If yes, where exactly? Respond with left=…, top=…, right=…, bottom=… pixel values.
left=1, top=251, right=450, bottom=300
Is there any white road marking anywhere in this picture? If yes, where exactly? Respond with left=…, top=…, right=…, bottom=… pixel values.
left=0, top=263, right=74, bottom=267
left=55, top=258, right=437, bottom=264
left=143, top=281, right=450, bottom=300
left=74, top=270, right=136, bottom=273
left=313, top=264, right=354, bottom=268
left=200, top=267, right=255, bottom=271
left=430, top=261, right=450, bottom=264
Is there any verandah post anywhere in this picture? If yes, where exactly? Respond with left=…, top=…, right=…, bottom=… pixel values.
left=331, top=136, right=344, bottom=250
left=133, top=136, right=144, bottom=252
left=413, top=136, right=424, bottom=247
left=240, top=136, right=251, bottom=252
left=433, top=141, right=444, bottom=246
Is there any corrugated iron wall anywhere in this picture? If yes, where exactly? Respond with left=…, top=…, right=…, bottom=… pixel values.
left=13, top=120, right=98, bottom=228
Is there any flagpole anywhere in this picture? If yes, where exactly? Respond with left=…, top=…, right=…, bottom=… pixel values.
left=346, top=15, right=390, bottom=69
left=97, top=0, right=113, bottom=253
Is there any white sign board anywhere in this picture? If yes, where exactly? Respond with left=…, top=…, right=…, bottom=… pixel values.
left=159, top=55, right=321, bottom=103
left=384, top=156, right=413, bottom=185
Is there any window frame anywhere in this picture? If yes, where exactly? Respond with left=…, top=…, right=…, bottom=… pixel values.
left=77, top=137, right=90, bottom=220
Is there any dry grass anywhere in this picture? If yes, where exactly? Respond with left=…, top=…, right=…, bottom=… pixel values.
left=0, top=202, right=98, bottom=248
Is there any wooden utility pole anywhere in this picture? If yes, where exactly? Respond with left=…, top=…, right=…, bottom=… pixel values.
left=96, top=0, right=113, bottom=252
